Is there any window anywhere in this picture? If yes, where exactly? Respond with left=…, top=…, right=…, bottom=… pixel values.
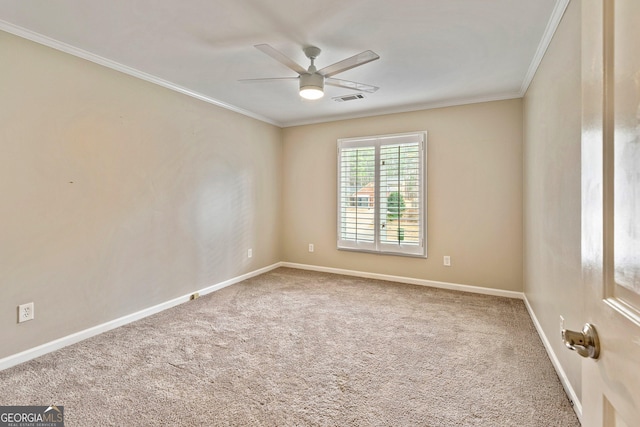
left=337, top=131, right=426, bottom=257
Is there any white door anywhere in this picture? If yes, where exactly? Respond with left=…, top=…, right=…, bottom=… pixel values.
left=580, top=0, right=640, bottom=426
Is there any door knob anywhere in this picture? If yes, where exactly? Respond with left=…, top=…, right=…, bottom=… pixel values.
left=561, top=323, right=600, bottom=359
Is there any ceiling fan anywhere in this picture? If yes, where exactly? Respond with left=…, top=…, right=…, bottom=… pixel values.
left=241, top=44, right=380, bottom=100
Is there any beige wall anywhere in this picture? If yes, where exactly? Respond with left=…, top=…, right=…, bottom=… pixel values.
left=523, top=0, right=582, bottom=401
left=282, top=99, right=523, bottom=291
left=0, top=32, right=282, bottom=358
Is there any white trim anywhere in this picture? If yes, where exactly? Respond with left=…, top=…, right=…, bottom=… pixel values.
left=0, top=262, right=283, bottom=372
left=284, top=262, right=583, bottom=419
left=0, top=21, right=282, bottom=128
left=519, top=0, right=571, bottom=96
left=337, top=133, right=427, bottom=258
left=523, top=295, right=583, bottom=423
left=1, top=259, right=581, bottom=425
left=1, top=1, right=569, bottom=129
left=283, top=92, right=522, bottom=128
left=281, top=262, right=524, bottom=300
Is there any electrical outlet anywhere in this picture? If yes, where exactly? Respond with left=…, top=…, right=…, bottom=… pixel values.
left=560, top=315, right=565, bottom=333
left=190, top=292, right=200, bottom=300
left=308, top=243, right=314, bottom=253
left=248, top=248, right=252, bottom=258
left=443, top=256, right=451, bottom=266
left=18, top=302, right=34, bottom=323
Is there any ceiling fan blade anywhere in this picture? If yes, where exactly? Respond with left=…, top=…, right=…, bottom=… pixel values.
left=319, top=50, right=380, bottom=78
left=254, top=44, right=308, bottom=75
left=325, top=78, right=379, bottom=93
left=239, top=77, right=299, bottom=83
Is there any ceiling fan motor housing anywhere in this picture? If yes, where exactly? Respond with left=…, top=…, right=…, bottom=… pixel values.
left=300, top=72, right=324, bottom=91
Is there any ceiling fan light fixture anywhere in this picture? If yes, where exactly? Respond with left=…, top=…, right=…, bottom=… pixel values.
left=300, top=86, right=324, bottom=100
left=299, top=73, right=324, bottom=100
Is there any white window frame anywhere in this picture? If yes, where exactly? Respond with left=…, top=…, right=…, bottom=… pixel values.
left=337, top=131, right=427, bottom=257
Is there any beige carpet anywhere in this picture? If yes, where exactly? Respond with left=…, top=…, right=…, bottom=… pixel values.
left=0, top=268, right=579, bottom=426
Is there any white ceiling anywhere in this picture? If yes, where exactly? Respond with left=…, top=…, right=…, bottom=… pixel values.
left=0, top=0, right=567, bottom=127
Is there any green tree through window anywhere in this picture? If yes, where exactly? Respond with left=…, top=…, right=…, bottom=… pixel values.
left=386, top=191, right=406, bottom=221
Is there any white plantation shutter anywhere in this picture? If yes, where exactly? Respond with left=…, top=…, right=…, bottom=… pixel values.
left=337, top=132, right=426, bottom=257
left=338, top=145, right=376, bottom=249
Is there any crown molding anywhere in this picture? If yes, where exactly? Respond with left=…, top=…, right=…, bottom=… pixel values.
left=0, top=20, right=283, bottom=127
left=519, top=0, right=571, bottom=96
left=281, top=91, right=522, bottom=128
left=1, top=0, right=570, bottom=128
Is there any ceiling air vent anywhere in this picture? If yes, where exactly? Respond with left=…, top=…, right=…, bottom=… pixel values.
left=333, top=93, right=366, bottom=102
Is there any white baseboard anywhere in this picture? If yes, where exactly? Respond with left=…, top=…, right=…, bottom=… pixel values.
left=523, top=295, right=582, bottom=423
left=284, top=262, right=581, bottom=420
left=281, top=262, right=524, bottom=300
left=0, top=262, right=282, bottom=372
left=2, top=259, right=580, bottom=425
